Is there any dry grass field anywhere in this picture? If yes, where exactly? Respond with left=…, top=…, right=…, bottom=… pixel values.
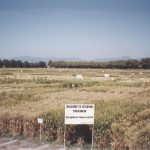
left=0, top=68, right=150, bottom=149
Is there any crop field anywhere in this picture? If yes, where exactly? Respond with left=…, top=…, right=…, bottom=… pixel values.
left=0, top=68, right=150, bottom=149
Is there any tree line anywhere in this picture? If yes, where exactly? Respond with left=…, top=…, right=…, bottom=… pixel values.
left=0, top=59, right=47, bottom=68
left=48, top=58, right=150, bottom=69
left=0, top=58, right=150, bottom=69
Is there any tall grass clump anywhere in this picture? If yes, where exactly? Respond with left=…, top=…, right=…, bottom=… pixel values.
left=0, top=113, right=39, bottom=138
left=62, top=80, right=100, bottom=89
left=111, top=109, right=150, bottom=150
left=41, top=109, right=64, bottom=143
left=93, top=98, right=150, bottom=149
left=0, top=91, right=39, bottom=107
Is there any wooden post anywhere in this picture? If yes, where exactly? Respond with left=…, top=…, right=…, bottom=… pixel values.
left=37, top=118, right=43, bottom=143
left=40, top=123, right=42, bottom=143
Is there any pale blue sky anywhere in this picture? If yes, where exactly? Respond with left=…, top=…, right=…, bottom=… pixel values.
left=0, top=0, right=150, bottom=60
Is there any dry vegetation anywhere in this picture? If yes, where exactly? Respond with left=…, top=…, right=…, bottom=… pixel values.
left=0, top=68, right=150, bottom=149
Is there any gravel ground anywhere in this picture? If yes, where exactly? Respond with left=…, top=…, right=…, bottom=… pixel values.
left=0, top=138, right=88, bottom=150
left=0, top=138, right=64, bottom=150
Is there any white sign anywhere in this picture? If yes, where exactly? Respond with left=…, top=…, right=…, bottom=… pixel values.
left=37, top=118, right=43, bottom=124
left=104, top=74, right=110, bottom=78
left=65, top=104, right=95, bottom=125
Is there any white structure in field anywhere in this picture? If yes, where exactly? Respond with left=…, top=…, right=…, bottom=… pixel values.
left=76, top=75, right=84, bottom=80
left=104, top=74, right=110, bottom=78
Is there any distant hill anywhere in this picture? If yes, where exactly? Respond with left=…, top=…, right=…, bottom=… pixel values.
left=12, top=56, right=82, bottom=62
left=12, top=56, right=53, bottom=63
left=0, top=56, right=139, bottom=62
left=94, top=56, right=132, bottom=62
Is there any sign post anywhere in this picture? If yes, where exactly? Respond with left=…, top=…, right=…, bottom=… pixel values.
left=64, top=104, right=95, bottom=149
left=37, top=118, right=43, bottom=143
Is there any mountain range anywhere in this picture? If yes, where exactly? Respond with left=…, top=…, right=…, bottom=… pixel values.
left=1, top=56, right=138, bottom=62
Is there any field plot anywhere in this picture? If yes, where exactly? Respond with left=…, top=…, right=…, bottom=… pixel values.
left=0, top=68, right=150, bottom=149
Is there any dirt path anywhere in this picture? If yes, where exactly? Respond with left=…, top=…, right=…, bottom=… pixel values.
left=0, top=138, right=64, bottom=150
left=0, top=138, right=87, bottom=150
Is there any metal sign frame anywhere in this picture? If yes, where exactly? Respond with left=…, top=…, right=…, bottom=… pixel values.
left=64, top=104, right=95, bottom=150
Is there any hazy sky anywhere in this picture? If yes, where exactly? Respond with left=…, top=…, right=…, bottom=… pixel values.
left=0, top=0, right=150, bottom=59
